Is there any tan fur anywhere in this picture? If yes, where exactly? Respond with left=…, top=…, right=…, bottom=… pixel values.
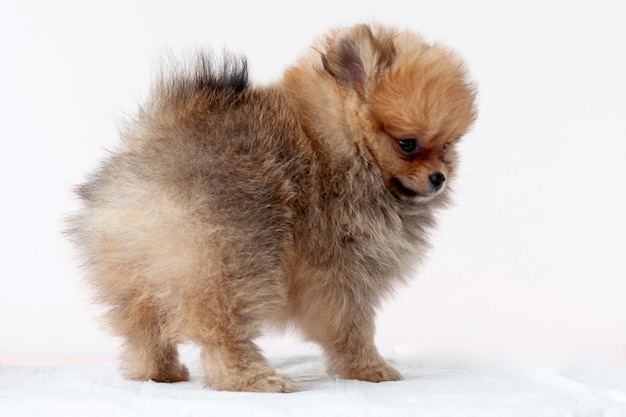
left=67, top=23, right=477, bottom=392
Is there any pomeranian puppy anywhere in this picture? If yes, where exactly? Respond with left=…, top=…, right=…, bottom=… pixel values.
left=67, top=23, right=476, bottom=392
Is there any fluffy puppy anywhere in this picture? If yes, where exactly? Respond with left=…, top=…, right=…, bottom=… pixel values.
left=67, top=23, right=476, bottom=392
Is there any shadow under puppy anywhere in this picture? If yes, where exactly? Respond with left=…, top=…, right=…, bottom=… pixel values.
left=67, top=23, right=477, bottom=392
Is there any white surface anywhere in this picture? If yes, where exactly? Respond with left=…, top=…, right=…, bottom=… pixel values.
left=1, top=0, right=626, bottom=365
left=2, top=355, right=626, bottom=416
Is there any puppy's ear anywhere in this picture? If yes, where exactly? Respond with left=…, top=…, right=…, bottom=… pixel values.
left=322, top=24, right=395, bottom=90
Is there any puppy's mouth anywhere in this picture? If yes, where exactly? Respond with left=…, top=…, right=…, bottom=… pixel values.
left=390, top=178, right=418, bottom=197
left=390, top=177, right=439, bottom=202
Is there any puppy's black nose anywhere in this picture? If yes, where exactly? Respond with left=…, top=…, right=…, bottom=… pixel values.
left=429, top=172, right=446, bottom=190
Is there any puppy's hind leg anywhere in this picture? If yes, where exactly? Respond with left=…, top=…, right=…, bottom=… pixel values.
left=108, top=294, right=189, bottom=383
left=299, top=293, right=402, bottom=383
left=181, top=273, right=298, bottom=392
left=202, top=338, right=298, bottom=393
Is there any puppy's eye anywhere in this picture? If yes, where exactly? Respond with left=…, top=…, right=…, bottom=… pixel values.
left=397, top=139, right=418, bottom=154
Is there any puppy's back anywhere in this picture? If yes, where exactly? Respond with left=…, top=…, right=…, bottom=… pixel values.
left=69, top=54, right=310, bottom=313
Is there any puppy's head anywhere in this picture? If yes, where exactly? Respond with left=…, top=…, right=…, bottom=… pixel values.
left=320, top=24, right=477, bottom=203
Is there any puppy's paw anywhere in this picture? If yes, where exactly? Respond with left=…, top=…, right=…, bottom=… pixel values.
left=125, top=362, right=190, bottom=383
left=208, top=372, right=300, bottom=393
left=249, top=373, right=301, bottom=393
left=151, top=363, right=190, bottom=383
left=342, top=362, right=403, bottom=383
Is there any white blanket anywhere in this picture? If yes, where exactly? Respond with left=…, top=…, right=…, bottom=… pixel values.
left=2, top=355, right=626, bottom=416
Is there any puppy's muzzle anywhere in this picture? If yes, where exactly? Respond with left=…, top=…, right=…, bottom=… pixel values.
left=429, top=172, right=446, bottom=191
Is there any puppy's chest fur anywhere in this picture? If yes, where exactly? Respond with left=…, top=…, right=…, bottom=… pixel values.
left=198, top=91, right=434, bottom=289
left=290, top=157, right=432, bottom=291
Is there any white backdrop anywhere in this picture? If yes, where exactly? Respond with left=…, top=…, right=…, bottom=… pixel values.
left=1, top=0, right=625, bottom=365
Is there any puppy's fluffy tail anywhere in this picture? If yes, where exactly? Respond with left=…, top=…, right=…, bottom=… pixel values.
left=150, top=51, right=249, bottom=113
